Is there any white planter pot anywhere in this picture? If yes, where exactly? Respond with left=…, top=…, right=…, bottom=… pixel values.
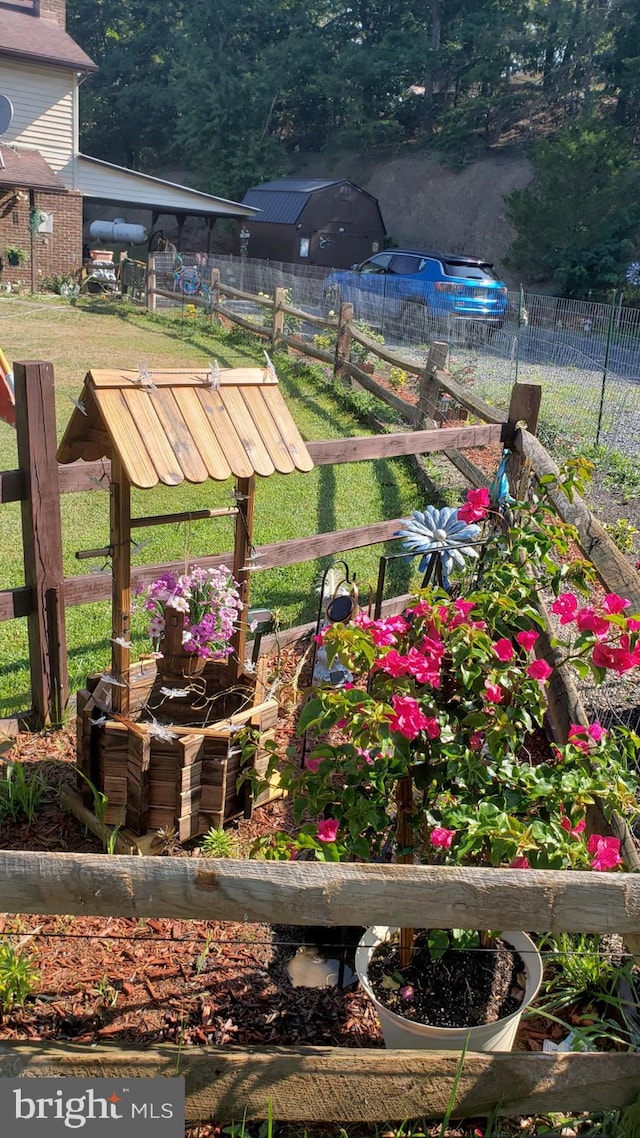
left=355, top=926, right=543, bottom=1052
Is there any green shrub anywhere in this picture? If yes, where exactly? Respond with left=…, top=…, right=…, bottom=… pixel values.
left=0, top=761, right=45, bottom=823
left=200, top=827, right=236, bottom=858
left=0, top=943, right=39, bottom=1012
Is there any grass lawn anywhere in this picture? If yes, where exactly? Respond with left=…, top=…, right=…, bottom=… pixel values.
left=0, top=296, right=426, bottom=717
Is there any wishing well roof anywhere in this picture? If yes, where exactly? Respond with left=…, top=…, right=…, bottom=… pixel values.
left=56, top=367, right=314, bottom=488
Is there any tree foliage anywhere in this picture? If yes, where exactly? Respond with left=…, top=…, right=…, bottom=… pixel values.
left=66, top=0, right=640, bottom=288
left=506, top=121, right=640, bottom=296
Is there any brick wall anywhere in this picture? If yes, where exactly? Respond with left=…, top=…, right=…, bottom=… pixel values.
left=0, top=190, right=83, bottom=290
left=38, top=0, right=66, bottom=26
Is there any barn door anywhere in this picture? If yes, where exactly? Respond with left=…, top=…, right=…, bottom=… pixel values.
left=311, top=230, right=369, bottom=268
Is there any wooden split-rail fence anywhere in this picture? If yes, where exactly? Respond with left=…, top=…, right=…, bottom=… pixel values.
left=1, top=326, right=638, bottom=730
left=1, top=851, right=640, bottom=1122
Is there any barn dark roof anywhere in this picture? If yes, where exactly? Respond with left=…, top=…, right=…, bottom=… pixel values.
left=0, top=6, right=98, bottom=71
left=242, top=178, right=361, bottom=225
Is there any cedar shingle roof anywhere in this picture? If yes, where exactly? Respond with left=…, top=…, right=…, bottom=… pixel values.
left=0, top=7, right=97, bottom=71
left=57, top=367, right=314, bottom=488
left=0, top=145, right=67, bottom=191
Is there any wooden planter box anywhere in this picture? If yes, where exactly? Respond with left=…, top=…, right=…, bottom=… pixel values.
left=76, top=658, right=280, bottom=842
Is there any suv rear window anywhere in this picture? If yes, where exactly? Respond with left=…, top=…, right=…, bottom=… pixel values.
left=443, top=261, right=498, bottom=281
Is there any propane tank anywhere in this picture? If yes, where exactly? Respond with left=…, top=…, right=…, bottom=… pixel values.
left=88, top=218, right=149, bottom=244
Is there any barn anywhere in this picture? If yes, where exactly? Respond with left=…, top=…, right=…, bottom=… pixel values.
left=238, top=178, right=386, bottom=268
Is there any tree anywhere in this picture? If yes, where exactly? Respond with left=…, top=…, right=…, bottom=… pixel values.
left=505, top=119, right=640, bottom=296
left=67, top=0, right=182, bottom=170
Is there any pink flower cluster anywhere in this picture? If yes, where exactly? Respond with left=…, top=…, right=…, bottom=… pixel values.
left=141, top=565, right=242, bottom=660
left=551, top=592, right=640, bottom=675
left=458, top=487, right=490, bottom=525
left=388, top=694, right=440, bottom=742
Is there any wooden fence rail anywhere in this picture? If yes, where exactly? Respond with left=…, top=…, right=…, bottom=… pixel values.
left=1, top=852, right=640, bottom=1120
left=1, top=851, right=638, bottom=930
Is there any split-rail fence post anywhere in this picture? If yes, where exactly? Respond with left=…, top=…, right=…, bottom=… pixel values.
left=209, top=268, right=221, bottom=325
left=415, top=341, right=448, bottom=428
left=506, top=382, right=542, bottom=496
left=147, top=254, right=157, bottom=312
left=14, top=361, right=68, bottom=726
left=272, top=287, right=286, bottom=348
left=333, top=301, right=353, bottom=381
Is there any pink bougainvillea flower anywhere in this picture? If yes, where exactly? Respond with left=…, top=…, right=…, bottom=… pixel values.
left=588, top=721, right=607, bottom=742
left=305, top=757, right=322, bottom=773
left=551, top=593, right=579, bottom=624
left=493, top=638, right=514, bottom=663
left=369, top=616, right=409, bottom=648
left=430, top=826, right=455, bottom=849
left=603, top=593, right=630, bottom=614
left=458, top=487, right=490, bottom=524
left=484, top=682, right=504, bottom=703
left=355, top=746, right=373, bottom=765
left=575, top=607, right=610, bottom=639
left=527, top=658, right=553, bottom=682
left=516, top=629, right=540, bottom=652
left=626, top=617, right=640, bottom=630
left=423, top=717, right=441, bottom=740
left=568, top=724, right=591, bottom=754
left=592, top=643, right=639, bottom=674
left=317, top=819, right=339, bottom=843
left=587, top=834, right=622, bottom=871
left=388, top=694, right=431, bottom=741
left=560, top=814, right=586, bottom=838
left=509, top=855, right=530, bottom=869
left=469, top=732, right=484, bottom=751
left=313, top=633, right=324, bottom=645
left=454, top=598, right=476, bottom=617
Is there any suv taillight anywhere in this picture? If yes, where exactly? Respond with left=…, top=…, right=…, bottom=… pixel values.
left=434, top=282, right=463, bottom=293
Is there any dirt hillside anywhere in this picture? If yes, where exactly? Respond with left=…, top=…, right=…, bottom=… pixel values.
left=295, top=150, right=533, bottom=282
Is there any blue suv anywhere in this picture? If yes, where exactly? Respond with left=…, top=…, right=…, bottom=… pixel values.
left=323, top=249, right=508, bottom=335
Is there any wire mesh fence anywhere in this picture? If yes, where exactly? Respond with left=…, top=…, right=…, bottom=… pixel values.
left=153, top=252, right=640, bottom=459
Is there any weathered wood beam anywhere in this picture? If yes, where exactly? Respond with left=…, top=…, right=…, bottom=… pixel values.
left=0, top=1044, right=639, bottom=1120
left=307, top=424, right=504, bottom=465
left=0, top=852, right=639, bottom=932
left=0, top=467, right=25, bottom=503
left=14, top=361, right=68, bottom=725
left=0, top=586, right=32, bottom=621
left=516, top=429, right=640, bottom=610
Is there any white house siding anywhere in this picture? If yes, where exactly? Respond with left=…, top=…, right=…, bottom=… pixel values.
left=76, top=156, right=254, bottom=217
left=0, top=60, right=75, bottom=184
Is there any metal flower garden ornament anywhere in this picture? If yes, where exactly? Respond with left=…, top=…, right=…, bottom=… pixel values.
left=394, top=491, right=488, bottom=588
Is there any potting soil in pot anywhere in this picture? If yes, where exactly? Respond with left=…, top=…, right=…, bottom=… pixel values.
left=368, top=931, right=526, bottom=1028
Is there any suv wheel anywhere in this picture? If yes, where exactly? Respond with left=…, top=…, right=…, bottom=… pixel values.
left=400, top=301, right=434, bottom=344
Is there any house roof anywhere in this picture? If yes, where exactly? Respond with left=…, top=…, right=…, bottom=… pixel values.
left=76, top=155, right=259, bottom=219
left=0, top=144, right=67, bottom=191
left=57, top=367, right=314, bottom=489
left=241, top=178, right=382, bottom=226
left=0, top=7, right=98, bottom=71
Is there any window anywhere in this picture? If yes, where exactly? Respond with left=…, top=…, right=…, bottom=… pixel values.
left=444, top=261, right=498, bottom=281
left=359, top=254, right=393, bottom=274
left=388, top=254, right=423, bottom=275
left=299, top=238, right=310, bottom=258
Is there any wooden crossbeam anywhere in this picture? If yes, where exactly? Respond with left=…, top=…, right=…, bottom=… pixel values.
left=0, top=853, right=638, bottom=932
left=0, top=1044, right=639, bottom=1121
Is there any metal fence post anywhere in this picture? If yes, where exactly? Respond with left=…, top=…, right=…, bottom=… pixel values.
left=596, top=290, right=616, bottom=445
